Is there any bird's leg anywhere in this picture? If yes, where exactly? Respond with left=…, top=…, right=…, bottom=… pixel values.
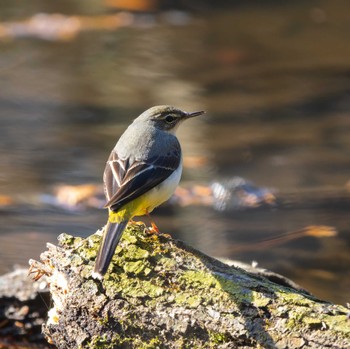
left=129, top=218, right=146, bottom=227
left=146, top=212, right=160, bottom=234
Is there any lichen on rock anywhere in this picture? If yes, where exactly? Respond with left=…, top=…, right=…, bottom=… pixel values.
left=28, top=223, right=350, bottom=349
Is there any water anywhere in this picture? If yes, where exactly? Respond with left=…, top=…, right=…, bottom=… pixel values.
left=0, top=1, right=349, bottom=305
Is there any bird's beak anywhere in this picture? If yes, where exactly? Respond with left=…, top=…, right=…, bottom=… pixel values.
left=186, top=110, right=205, bottom=119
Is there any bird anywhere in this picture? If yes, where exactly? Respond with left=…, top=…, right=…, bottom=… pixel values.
left=92, top=105, right=205, bottom=279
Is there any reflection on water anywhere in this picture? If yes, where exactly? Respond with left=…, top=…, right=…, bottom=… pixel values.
left=1, top=1, right=350, bottom=305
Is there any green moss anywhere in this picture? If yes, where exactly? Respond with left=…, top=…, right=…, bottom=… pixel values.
left=143, top=267, right=152, bottom=275
left=78, top=246, right=97, bottom=261
left=251, top=291, right=271, bottom=308
left=275, top=290, right=313, bottom=307
left=123, top=244, right=150, bottom=260
left=57, top=233, right=76, bottom=247
left=123, top=260, right=148, bottom=275
left=80, top=265, right=93, bottom=279
left=300, top=313, right=350, bottom=334
left=214, top=274, right=252, bottom=304
left=45, top=223, right=350, bottom=349
left=81, top=280, right=99, bottom=296
left=122, top=231, right=138, bottom=244
left=180, top=270, right=218, bottom=289
left=174, top=292, right=202, bottom=308
left=136, top=336, right=162, bottom=349
left=70, top=254, right=85, bottom=267
left=87, top=334, right=130, bottom=349
left=157, top=256, right=177, bottom=270
left=303, top=317, right=323, bottom=328
left=325, top=314, right=350, bottom=333
left=103, top=273, right=165, bottom=300
left=140, top=280, right=164, bottom=297
left=88, top=332, right=162, bottom=349
left=209, top=331, right=229, bottom=345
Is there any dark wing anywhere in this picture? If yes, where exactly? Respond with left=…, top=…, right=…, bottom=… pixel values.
left=103, top=142, right=181, bottom=212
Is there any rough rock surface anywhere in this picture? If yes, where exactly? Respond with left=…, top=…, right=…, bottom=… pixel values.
left=27, top=223, right=350, bottom=349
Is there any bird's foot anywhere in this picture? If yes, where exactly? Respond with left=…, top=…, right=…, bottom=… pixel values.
left=147, top=220, right=172, bottom=239
left=148, top=221, right=161, bottom=234
left=145, top=212, right=161, bottom=234
left=129, top=219, right=145, bottom=227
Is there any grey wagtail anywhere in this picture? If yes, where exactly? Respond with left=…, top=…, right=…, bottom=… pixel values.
left=92, top=105, right=205, bottom=279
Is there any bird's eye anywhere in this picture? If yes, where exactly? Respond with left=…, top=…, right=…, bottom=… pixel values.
left=165, top=115, right=176, bottom=123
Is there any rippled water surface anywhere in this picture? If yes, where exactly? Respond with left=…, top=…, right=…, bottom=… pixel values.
left=0, top=1, right=349, bottom=304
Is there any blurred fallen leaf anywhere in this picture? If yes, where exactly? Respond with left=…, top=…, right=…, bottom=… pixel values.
left=192, top=184, right=212, bottom=197
left=346, top=179, right=350, bottom=192
left=172, top=177, right=276, bottom=210
left=105, top=0, right=158, bottom=11
left=54, top=184, right=101, bottom=209
left=183, top=155, right=209, bottom=169
left=0, top=195, right=14, bottom=207
left=174, top=185, right=214, bottom=207
left=303, top=225, right=337, bottom=238
left=229, top=225, right=338, bottom=253
left=0, top=13, right=133, bottom=41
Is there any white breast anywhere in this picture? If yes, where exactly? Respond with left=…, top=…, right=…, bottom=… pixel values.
left=142, top=163, right=182, bottom=214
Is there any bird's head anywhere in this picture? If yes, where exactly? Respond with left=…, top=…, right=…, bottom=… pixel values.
left=135, top=105, right=205, bottom=134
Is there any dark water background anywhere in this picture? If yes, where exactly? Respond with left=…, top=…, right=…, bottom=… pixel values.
left=0, top=1, right=349, bottom=304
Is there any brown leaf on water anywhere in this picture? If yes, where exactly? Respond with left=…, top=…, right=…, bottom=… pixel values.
left=228, top=225, right=337, bottom=254
left=0, top=13, right=133, bottom=41
left=54, top=184, right=100, bottom=209
left=0, top=195, right=14, bottom=207
left=303, top=225, right=338, bottom=238
left=105, top=0, right=158, bottom=11
left=192, top=185, right=212, bottom=197
left=346, top=179, right=350, bottom=192
left=183, top=156, right=209, bottom=169
left=174, top=185, right=214, bottom=207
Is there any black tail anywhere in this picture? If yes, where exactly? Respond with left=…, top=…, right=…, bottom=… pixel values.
left=92, top=220, right=128, bottom=279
